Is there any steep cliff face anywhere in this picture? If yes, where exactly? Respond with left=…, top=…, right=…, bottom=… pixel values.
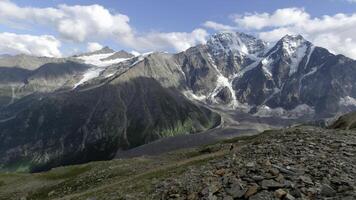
left=0, top=77, right=220, bottom=172
left=175, top=33, right=356, bottom=117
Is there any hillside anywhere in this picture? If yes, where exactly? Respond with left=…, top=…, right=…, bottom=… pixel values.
left=329, top=111, right=356, bottom=130
left=0, top=123, right=355, bottom=200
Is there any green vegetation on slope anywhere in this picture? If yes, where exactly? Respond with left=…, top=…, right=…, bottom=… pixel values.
left=0, top=138, right=232, bottom=200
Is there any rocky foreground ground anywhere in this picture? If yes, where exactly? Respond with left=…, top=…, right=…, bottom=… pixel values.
left=0, top=125, right=355, bottom=200
left=155, top=126, right=356, bottom=200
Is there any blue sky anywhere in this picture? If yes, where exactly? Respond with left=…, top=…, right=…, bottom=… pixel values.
left=1, top=0, right=356, bottom=58
left=10, top=0, right=356, bottom=33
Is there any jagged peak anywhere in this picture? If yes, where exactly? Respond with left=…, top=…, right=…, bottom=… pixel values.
left=261, top=34, right=315, bottom=77
left=279, top=34, right=312, bottom=48
left=273, top=34, right=313, bottom=57
left=73, top=46, right=115, bottom=57
left=281, top=34, right=305, bottom=41
left=207, top=31, right=267, bottom=56
left=94, top=46, right=115, bottom=54
left=209, top=31, right=258, bottom=40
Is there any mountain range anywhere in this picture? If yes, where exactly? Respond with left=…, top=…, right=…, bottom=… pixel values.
left=0, top=31, right=355, bottom=172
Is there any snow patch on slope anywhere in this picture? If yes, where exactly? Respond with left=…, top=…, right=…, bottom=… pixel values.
left=78, top=53, right=130, bottom=67
left=305, top=46, right=315, bottom=68
left=280, top=35, right=311, bottom=76
left=74, top=53, right=131, bottom=88
left=130, top=52, right=154, bottom=67
left=207, top=53, right=239, bottom=108
left=289, top=44, right=307, bottom=76
left=339, top=96, right=356, bottom=107
left=183, top=90, right=207, bottom=101
left=74, top=68, right=103, bottom=88
left=261, top=58, right=273, bottom=77
left=254, top=104, right=315, bottom=119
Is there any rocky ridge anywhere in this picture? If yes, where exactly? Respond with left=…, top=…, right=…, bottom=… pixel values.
left=155, top=126, right=356, bottom=200
left=0, top=114, right=355, bottom=199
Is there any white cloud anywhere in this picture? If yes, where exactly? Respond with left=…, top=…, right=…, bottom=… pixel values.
left=0, top=0, right=206, bottom=53
left=233, top=8, right=310, bottom=30
left=0, top=32, right=61, bottom=57
left=87, top=42, right=103, bottom=52
left=0, top=1, right=132, bottom=43
left=203, top=21, right=236, bottom=31
left=131, top=28, right=208, bottom=52
left=233, top=8, right=356, bottom=59
left=55, top=4, right=132, bottom=42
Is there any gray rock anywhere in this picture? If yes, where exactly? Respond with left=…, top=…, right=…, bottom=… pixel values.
left=246, top=162, right=256, bottom=168
left=284, top=194, right=296, bottom=200
left=249, top=190, right=275, bottom=200
left=222, top=196, right=233, bottom=200
left=225, top=186, right=246, bottom=198
left=261, top=179, right=284, bottom=189
left=320, top=184, right=336, bottom=197
left=299, top=175, right=313, bottom=185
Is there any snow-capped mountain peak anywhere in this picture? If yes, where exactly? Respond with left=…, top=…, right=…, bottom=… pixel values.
left=261, top=34, right=314, bottom=76
left=279, top=34, right=311, bottom=57
left=207, top=31, right=267, bottom=57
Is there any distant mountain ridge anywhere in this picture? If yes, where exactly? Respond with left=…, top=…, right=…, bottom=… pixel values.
left=0, top=31, right=356, bottom=171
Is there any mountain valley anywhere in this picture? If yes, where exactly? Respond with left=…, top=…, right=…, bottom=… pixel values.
left=0, top=30, right=355, bottom=200
left=0, top=31, right=356, bottom=173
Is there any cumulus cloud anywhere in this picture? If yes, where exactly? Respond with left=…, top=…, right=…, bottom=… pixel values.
left=0, top=32, right=61, bottom=57
left=55, top=4, right=132, bottom=42
left=232, top=8, right=356, bottom=59
left=131, top=28, right=208, bottom=52
left=203, top=21, right=236, bottom=31
left=233, top=8, right=310, bottom=30
left=0, top=0, right=206, bottom=53
left=87, top=42, right=103, bottom=52
left=0, top=0, right=132, bottom=42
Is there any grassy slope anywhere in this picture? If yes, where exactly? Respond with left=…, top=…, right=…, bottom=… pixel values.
left=0, top=132, right=260, bottom=200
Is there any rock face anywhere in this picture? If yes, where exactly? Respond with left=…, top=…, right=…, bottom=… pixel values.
left=177, top=33, right=356, bottom=117
left=119, top=32, right=355, bottom=118
left=155, top=125, right=356, bottom=200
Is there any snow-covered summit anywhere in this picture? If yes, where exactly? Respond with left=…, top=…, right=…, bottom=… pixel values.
left=278, top=35, right=311, bottom=57
left=207, top=31, right=267, bottom=57
left=261, top=34, right=314, bottom=76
